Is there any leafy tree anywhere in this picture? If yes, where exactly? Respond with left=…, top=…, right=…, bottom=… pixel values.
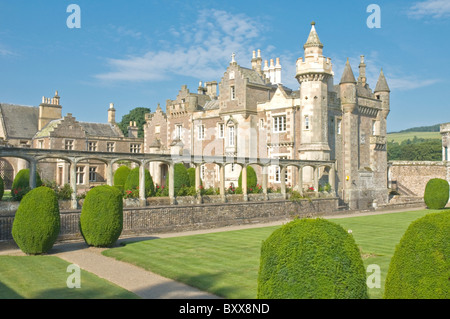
left=118, top=107, right=151, bottom=138
left=387, top=139, right=442, bottom=161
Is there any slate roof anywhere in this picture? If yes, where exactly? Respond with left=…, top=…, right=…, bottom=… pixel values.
left=79, top=122, right=124, bottom=138
left=0, top=103, right=39, bottom=139
left=203, top=99, right=220, bottom=110
left=239, top=67, right=267, bottom=85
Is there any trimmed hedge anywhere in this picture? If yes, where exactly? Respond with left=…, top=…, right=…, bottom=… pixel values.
left=424, top=178, right=449, bottom=209
left=11, top=169, right=42, bottom=201
left=11, top=187, right=60, bottom=255
left=0, top=175, right=3, bottom=201
left=124, top=167, right=155, bottom=197
left=238, top=166, right=257, bottom=190
left=113, top=166, right=131, bottom=193
left=79, top=185, right=123, bottom=247
left=257, top=218, right=368, bottom=299
left=384, top=211, right=450, bottom=299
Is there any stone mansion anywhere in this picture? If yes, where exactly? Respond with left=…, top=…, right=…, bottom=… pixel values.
left=1, top=23, right=395, bottom=209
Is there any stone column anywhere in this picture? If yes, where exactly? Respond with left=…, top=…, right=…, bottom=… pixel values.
left=313, top=166, right=319, bottom=194
left=262, top=165, right=268, bottom=200
left=297, top=166, right=304, bottom=196
left=139, top=162, right=146, bottom=207
left=29, top=159, right=37, bottom=189
left=329, top=164, right=336, bottom=196
left=280, top=166, right=287, bottom=199
left=106, top=161, right=114, bottom=186
left=168, top=163, right=175, bottom=205
left=195, top=164, right=201, bottom=190
left=70, top=161, right=78, bottom=210
left=242, top=165, right=248, bottom=201
left=195, top=163, right=202, bottom=204
left=219, top=164, right=226, bottom=203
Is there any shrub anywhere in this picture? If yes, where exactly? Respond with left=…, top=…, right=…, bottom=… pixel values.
left=238, top=166, right=257, bottom=190
left=123, top=167, right=155, bottom=197
left=257, top=218, right=368, bottom=299
left=42, top=180, right=73, bottom=200
left=113, top=166, right=131, bottom=193
left=0, top=175, right=4, bottom=201
left=424, top=178, right=449, bottom=209
left=384, top=211, right=450, bottom=299
left=166, top=163, right=190, bottom=195
left=187, top=167, right=203, bottom=188
left=11, top=187, right=60, bottom=255
left=187, top=167, right=195, bottom=188
left=11, top=169, right=42, bottom=201
left=79, top=185, right=123, bottom=247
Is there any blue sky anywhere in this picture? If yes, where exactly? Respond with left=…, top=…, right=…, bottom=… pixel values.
left=0, top=0, right=449, bottom=132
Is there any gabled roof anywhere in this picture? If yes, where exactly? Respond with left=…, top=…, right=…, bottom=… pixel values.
left=0, top=103, right=39, bottom=139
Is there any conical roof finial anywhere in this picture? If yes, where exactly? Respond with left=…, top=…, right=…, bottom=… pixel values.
left=340, top=58, right=357, bottom=84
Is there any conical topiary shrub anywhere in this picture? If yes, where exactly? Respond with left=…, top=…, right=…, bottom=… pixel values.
left=384, top=211, right=449, bottom=299
left=79, top=185, right=123, bottom=247
left=238, top=166, right=257, bottom=190
left=423, top=178, right=449, bottom=210
left=11, top=169, right=42, bottom=201
left=124, top=167, right=155, bottom=197
left=113, top=165, right=131, bottom=194
left=12, top=187, right=60, bottom=255
left=257, top=218, right=368, bottom=299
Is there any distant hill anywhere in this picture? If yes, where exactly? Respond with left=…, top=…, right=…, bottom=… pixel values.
left=387, top=131, right=441, bottom=144
left=390, top=124, right=441, bottom=134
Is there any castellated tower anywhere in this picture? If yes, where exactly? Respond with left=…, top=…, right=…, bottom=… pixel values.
left=296, top=22, right=333, bottom=161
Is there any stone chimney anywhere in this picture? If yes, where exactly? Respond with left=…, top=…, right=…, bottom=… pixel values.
left=205, top=81, right=217, bottom=99
left=128, top=121, right=139, bottom=138
left=39, top=91, right=62, bottom=131
left=108, top=103, right=116, bottom=124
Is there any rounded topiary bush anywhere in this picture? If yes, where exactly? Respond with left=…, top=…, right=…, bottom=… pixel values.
left=124, top=167, right=155, bottom=197
left=424, top=178, right=449, bottom=209
left=384, top=211, right=449, bottom=299
left=0, top=175, right=4, bottom=201
left=113, top=166, right=131, bottom=193
left=11, top=169, right=42, bottom=201
left=79, top=185, right=123, bottom=247
left=257, top=218, right=368, bottom=299
left=238, top=166, right=257, bottom=190
left=11, top=187, right=60, bottom=255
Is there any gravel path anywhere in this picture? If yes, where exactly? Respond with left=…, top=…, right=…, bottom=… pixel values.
left=0, top=206, right=426, bottom=299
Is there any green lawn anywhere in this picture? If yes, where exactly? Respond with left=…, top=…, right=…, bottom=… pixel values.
left=0, top=256, right=139, bottom=299
left=103, top=209, right=439, bottom=299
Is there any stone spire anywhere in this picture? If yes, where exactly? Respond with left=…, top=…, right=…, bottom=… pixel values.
left=340, top=59, right=357, bottom=84
left=304, top=21, right=323, bottom=50
left=375, top=68, right=390, bottom=93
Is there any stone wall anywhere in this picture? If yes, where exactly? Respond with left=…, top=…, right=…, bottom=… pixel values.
left=0, top=198, right=338, bottom=242
left=388, top=161, right=449, bottom=197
